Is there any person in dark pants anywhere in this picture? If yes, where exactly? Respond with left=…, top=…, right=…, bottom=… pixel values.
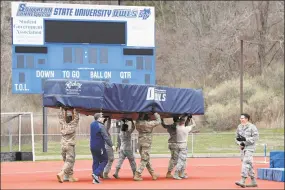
left=90, top=113, right=115, bottom=184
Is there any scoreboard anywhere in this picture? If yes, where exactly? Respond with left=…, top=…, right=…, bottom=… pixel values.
left=11, top=2, right=155, bottom=94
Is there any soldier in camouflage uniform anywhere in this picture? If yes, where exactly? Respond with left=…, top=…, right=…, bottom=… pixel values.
left=134, top=112, right=161, bottom=181
left=57, top=107, right=79, bottom=183
left=235, top=113, right=259, bottom=188
left=103, top=117, right=114, bottom=179
left=174, top=115, right=196, bottom=180
left=113, top=119, right=137, bottom=179
left=161, top=116, right=179, bottom=178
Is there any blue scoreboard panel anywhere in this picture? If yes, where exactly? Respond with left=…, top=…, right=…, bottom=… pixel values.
left=11, top=2, right=155, bottom=94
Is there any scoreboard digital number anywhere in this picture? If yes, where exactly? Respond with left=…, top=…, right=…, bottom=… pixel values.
left=11, top=2, right=155, bottom=94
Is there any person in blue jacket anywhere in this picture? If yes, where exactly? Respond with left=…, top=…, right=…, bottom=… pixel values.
left=90, top=113, right=115, bottom=184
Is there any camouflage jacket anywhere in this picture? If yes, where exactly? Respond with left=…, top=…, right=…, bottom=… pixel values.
left=117, top=121, right=135, bottom=150
left=161, top=120, right=177, bottom=143
left=235, top=122, right=259, bottom=151
left=59, top=109, right=79, bottom=146
left=135, top=113, right=161, bottom=147
left=176, top=123, right=195, bottom=144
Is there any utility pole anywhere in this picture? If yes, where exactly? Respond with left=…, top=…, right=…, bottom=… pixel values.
left=239, top=35, right=254, bottom=114
left=240, top=39, right=243, bottom=114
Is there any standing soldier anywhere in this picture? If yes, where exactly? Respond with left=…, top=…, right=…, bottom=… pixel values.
left=235, top=113, right=259, bottom=188
left=103, top=117, right=114, bottom=179
left=134, top=112, right=161, bottom=181
left=161, top=116, right=179, bottom=178
left=57, top=107, right=79, bottom=183
left=113, top=119, right=137, bottom=179
left=174, top=115, right=196, bottom=180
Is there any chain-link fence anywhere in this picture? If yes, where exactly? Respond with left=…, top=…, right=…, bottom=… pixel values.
left=14, top=132, right=282, bottom=161
left=1, top=113, right=284, bottom=161
left=1, top=112, right=35, bottom=161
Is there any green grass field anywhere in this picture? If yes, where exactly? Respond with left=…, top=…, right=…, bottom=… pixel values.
left=1, top=128, right=284, bottom=157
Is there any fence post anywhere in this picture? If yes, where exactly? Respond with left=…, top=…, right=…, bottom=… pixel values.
left=43, top=107, right=48, bottom=152
left=264, top=144, right=267, bottom=163
left=9, top=125, right=12, bottom=152
left=31, top=112, right=35, bottom=162
left=78, top=114, right=81, bottom=134
left=191, top=133, right=194, bottom=157
left=18, top=114, right=22, bottom=151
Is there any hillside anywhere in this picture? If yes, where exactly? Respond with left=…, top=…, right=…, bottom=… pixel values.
left=1, top=1, right=284, bottom=130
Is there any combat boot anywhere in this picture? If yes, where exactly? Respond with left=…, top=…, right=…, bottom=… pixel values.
left=103, top=172, right=110, bottom=179
left=150, top=172, right=158, bottom=180
left=246, top=177, right=258, bottom=187
left=166, top=171, right=173, bottom=178
left=235, top=177, right=246, bottom=188
left=113, top=168, right=120, bottom=179
left=56, top=171, right=64, bottom=183
left=179, top=171, right=188, bottom=179
left=173, top=171, right=182, bottom=180
left=68, top=175, right=79, bottom=182
left=133, top=171, right=143, bottom=181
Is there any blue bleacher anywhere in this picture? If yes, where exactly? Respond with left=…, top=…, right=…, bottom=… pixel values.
left=257, top=151, right=284, bottom=182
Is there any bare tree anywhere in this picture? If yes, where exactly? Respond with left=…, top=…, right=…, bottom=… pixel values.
left=1, top=0, right=283, bottom=114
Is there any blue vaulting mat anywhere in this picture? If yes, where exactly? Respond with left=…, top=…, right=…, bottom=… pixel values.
left=257, top=168, right=285, bottom=182
left=43, top=79, right=205, bottom=117
left=272, top=168, right=285, bottom=182
left=257, top=168, right=265, bottom=180
left=270, top=159, right=285, bottom=169
left=270, top=151, right=285, bottom=168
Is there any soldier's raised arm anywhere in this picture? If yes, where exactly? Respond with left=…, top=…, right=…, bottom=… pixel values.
left=161, top=118, right=168, bottom=129
left=70, top=109, right=79, bottom=125
left=129, top=119, right=136, bottom=133
left=58, top=107, right=66, bottom=125
left=105, top=117, right=112, bottom=131
left=161, top=117, right=177, bottom=129
left=185, top=115, right=192, bottom=126
left=162, top=120, right=176, bottom=129
left=186, top=118, right=196, bottom=133
left=148, top=112, right=161, bottom=128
